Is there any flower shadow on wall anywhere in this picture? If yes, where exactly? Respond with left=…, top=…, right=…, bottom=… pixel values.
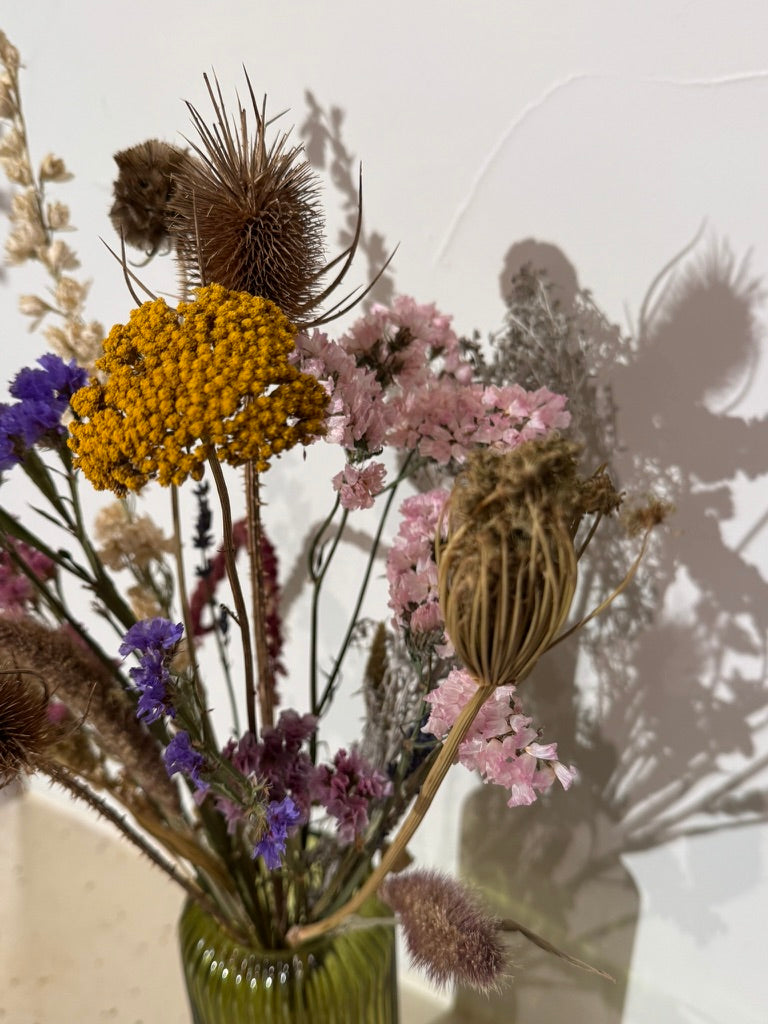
left=280, top=97, right=768, bottom=1019
left=435, top=236, right=768, bottom=1024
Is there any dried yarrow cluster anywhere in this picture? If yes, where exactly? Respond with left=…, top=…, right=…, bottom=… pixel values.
left=68, top=283, right=329, bottom=492
left=0, top=32, right=104, bottom=366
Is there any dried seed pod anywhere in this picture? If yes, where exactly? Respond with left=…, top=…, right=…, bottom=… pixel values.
left=168, top=76, right=327, bottom=322
left=109, top=139, right=192, bottom=254
left=0, top=666, right=51, bottom=785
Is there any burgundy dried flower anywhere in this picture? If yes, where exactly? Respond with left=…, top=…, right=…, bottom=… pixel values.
left=379, top=869, right=508, bottom=992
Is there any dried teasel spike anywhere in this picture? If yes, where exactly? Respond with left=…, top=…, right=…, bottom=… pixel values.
left=0, top=667, right=52, bottom=786
left=170, top=71, right=327, bottom=323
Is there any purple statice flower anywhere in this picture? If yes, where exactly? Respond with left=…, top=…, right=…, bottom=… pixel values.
left=10, top=353, right=87, bottom=403
left=253, top=796, right=301, bottom=869
left=119, top=618, right=183, bottom=724
left=311, top=748, right=393, bottom=845
left=0, top=355, right=88, bottom=471
left=119, top=618, right=183, bottom=656
left=164, top=730, right=209, bottom=792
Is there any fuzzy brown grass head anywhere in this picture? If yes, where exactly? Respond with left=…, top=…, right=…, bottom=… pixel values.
left=437, top=436, right=622, bottom=687
left=380, top=869, right=507, bottom=993
left=169, top=74, right=329, bottom=323
left=0, top=666, right=52, bottom=785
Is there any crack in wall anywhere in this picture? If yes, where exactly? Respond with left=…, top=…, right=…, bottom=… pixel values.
left=435, top=69, right=768, bottom=263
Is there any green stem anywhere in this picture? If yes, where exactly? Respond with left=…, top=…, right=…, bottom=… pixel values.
left=316, top=453, right=414, bottom=719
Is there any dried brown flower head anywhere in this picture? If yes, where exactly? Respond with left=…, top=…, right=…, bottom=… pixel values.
left=437, top=437, right=623, bottom=687
left=380, top=870, right=507, bottom=992
left=169, top=74, right=354, bottom=325
left=109, top=139, right=193, bottom=254
left=0, top=666, right=51, bottom=785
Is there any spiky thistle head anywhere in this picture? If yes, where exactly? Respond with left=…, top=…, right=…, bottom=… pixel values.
left=0, top=664, right=52, bottom=785
left=437, top=436, right=622, bottom=687
left=380, top=869, right=507, bottom=992
left=168, top=73, right=334, bottom=324
left=109, top=140, right=193, bottom=255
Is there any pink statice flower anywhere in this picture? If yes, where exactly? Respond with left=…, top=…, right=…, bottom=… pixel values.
left=387, top=489, right=450, bottom=648
left=332, top=461, right=386, bottom=511
left=423, top=668, right=576, bottom=807
left=292, top=329, right=387, bottom=452
left=341, top=295, right=472, bottom=387
left=311, top=747, right=393, bottom=845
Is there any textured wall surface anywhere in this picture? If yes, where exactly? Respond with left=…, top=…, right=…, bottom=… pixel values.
left=1, top=4, right=767, bottom=1021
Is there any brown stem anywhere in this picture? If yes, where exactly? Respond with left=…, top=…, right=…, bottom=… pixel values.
left=245, top=463, right=274, bottom=729
left=287, top=681, right=495, bottom=946
left=207, top=455, right=257, bottom=737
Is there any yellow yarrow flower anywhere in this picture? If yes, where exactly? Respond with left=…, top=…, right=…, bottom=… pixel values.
left=67, top=283, right=328, bottom=495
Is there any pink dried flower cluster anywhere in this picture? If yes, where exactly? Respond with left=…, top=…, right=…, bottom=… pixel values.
left=423, top=668, right=577, bottom=807
left=386, top=488, right=450, bottom=644
left=0, top=539, right=55, bottom=615
left=293, top=296, right=570, bottom=510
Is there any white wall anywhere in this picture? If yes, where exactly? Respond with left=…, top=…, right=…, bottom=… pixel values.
left=2, top=3, right=768, bottom=1020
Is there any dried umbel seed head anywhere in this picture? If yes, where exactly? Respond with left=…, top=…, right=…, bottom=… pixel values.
left=0, top=667, right=52, bottom=785
left=380, top=870, right=507, bottom=992
left=109, top=139, right=193, bottom=254
left=169, top=74, right=327, bottom=324
left=437, top=437, right=622, bottom=687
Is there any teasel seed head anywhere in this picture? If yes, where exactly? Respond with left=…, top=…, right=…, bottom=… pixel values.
left=380, top=870, right=507, bottom=992
left=0, top=666, right=52, bottom=785
left=109, top=139, right=194, bottom=255
left=169, top=73, right=331, bottom=324
left=437, top=437, right=621, bottom=687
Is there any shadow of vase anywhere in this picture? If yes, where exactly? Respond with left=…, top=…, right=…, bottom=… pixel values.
left=433, top=782, right=639, bottom=1023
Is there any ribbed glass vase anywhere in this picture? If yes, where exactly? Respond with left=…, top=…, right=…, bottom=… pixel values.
left=178, top=899, right=399, bottom=1024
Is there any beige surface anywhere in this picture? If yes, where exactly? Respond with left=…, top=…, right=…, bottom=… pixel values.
left=0, top=789, right=442, bottom=1024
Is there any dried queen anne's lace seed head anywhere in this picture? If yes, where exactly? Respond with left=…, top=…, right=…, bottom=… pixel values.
left=437, top=436, right=622, bottom=688
left=67, top=283, right=328, bottom=495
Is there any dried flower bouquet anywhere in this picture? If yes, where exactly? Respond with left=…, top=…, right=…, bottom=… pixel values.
left=0, top=31, right=666, bottom=995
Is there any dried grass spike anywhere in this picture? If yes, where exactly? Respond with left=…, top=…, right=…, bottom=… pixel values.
left=380, top=869, right=508, bottom=993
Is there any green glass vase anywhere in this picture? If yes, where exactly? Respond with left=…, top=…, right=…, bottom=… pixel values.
left=178, top=899, right=399, bottom=1024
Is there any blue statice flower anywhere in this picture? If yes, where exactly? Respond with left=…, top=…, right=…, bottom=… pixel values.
left=164, top=730, right=209, bottom=792
left=119, top=618, right=183, bottom=723
left=119, top=618, right=184, bottom=656
left=10, top=353, right=87, bottom=404
left=252, top=796, right=301, bottom=870
left=0, top=355, right=88, bottom=471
